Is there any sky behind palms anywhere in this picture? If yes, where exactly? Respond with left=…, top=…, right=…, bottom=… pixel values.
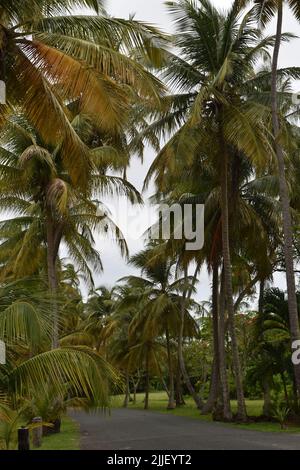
left=94, top=0, right=300, bottom=304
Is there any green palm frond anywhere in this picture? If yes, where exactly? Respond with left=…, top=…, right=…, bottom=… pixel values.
left=7, top=347, right=117, bottom=408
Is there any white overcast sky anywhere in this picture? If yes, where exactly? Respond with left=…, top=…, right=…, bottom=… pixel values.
left=88, top=0, right=300, bottom=302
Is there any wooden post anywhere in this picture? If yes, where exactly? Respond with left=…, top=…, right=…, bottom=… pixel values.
left=32, top=417, right=43, bottom=448
left=18, top=427, right=30, bottom=450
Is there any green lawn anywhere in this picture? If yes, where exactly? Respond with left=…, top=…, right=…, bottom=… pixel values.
left=33, top=416, right=80, bottom=450
left=112, top=392, right=300, bottom=433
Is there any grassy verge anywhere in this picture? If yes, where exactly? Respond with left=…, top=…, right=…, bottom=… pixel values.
left=112, top=392, right=300, bottom=433
left=33, top=416, right=80, bottom=450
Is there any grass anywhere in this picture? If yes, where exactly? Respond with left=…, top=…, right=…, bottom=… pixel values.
left=112, top=392, right=300, bottom=433
left=33, top=416, right=80, bottom=450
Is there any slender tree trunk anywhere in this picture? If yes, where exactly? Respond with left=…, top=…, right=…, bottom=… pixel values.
left=166, top=325, right=176, bottom=409
left=132, top=374, right=140, bottom=405
left=175, top=356, right=185, bottom=406
left=218, top=267, right=232, bottom=421
left=292, top=376, right=299, bottom=414
left=144, top=348, right=150, bottom=410
left=153, top=351, right=170, bottom=397
left=123, top=370, right=130, bottom=408
left=258, top=279, right=265, bottom=315
left=281, top=372, right=290, bottom=406
left=178, top=268, right=204, bottom=410
left=202, top=262, right=220, bottom=414
left=220, top=137, right=247, bottom=422
left=46, top=212, right=59, bottom=349
left=271, top=2, right=300, bottom=396
left=262, top=378, right=271, bottom=417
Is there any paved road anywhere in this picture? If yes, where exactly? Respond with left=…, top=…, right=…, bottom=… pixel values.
left=71, top=408, right=300, bottom=450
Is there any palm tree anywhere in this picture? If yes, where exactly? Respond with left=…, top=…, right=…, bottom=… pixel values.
left=0, top=277, right=118, bottom=418
left=237, top=0, right=300, bottom=398
left=0, top=0, right=166, bottom=186
left=0, top=114, right=140, bottom=346
left=142, top=0, right=286, bottom=421
left=120, top=245, right=199, bottom=410
left=252, top=287, right=300, bottom=409
left=101, top=283, right=169, bottom=410
left=84, top=286, right=117, bottom=351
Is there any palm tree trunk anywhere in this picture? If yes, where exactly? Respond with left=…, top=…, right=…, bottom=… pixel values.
left=258, top=279, right=265, bottom=315
left=218, top=267, right=232, bottom=421
left=220, top=140, right=247, bottom=422
left=292, top=376, right=299, bottom=414
left=154, top=351, right=170, bottom=397
left=281, top=372, right=290, bottom=406
left=132, top=374, right=140, bottom=404
left=123, top=370, right=130, bottom=408
left=0, top=27, right=7, bottom=86
left=46, top=212, right=59, bottom=349
left=144, top=347, right=150, bottom=410
left=166, top=325, right=176, bottom=409
left=271, top=1, right=300, bottom=396
left=179, top=268, right=203, bottom=410
left=262, top=378, right=271, bottom=417
left=202, top=262, right=220, bottom=414
left=175, top=357, right=185, bottom=406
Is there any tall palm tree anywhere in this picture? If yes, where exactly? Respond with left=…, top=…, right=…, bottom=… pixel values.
left=142, top=0, right=284, bottom=421
left=237, top=0, right=300, bottom=397
left=0, top=114, right=140, bottom=346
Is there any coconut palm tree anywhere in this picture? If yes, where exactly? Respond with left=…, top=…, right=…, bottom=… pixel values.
left=120, top=245, right=199, bottom=410
left=0, top=0, right=166, bottom=187
left=0, top=114, right=140, bottom=346
left=237, top=0, right=300, bottom=397
left=141, top=0, right=289, bottom=420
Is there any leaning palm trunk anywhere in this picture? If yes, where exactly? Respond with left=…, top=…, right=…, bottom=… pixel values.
left=271, top=2, right=300, bottom=396
left=202, top=262, right=220, bottom=414
left=178, top=268, right=203, bottom=410
left=46, top=212, right=59, bottom=349
left=166, top=325, right=176, bottom=409
left=220, top=139, right=247, bottom=421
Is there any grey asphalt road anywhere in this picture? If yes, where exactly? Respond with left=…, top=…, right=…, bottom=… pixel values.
left=70, top=408, right=300, bottom=450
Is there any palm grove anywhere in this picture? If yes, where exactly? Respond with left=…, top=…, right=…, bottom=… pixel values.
left=0, top=0, right=299, bottom=448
